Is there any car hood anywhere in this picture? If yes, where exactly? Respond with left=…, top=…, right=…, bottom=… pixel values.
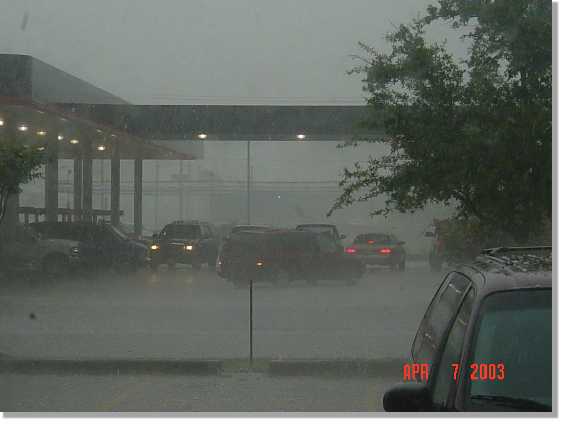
left=166, top=238, right=199, bottom=245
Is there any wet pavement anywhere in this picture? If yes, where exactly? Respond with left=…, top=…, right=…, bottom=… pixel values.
left=0, top=261, right=442, bottom=360
left=0, top=261, right=444, bottom=411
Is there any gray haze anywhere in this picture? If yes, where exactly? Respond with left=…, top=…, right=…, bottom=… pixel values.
left=0, top=0, right=468, bottom=105
left=6, top=0, right=463, bottom=251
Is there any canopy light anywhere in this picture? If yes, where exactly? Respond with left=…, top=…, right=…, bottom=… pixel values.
left=36, top=130, right=47, bottom=136
left=197, top=133, right=208, bottom=140
left=69, top=139, right=79, bottom=145
left=296, top=134, right=306, bottom=140
left=37, top=146, right=45, bottom=151
left=58, top=135, right=64, bottom=141
left=96, top=145, right=106, bottom=151
left=0, top=119, right=4, bottom=126
left=18, top=124, right=29, bottom=132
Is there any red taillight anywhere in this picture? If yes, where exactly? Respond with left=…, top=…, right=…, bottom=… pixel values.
left=367, top=240, right=375, bottom=244
left=379, top=247, right=392, bottom=254
left=345, top=247, right=357, bottom=254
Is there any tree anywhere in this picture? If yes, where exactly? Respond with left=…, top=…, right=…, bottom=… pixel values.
left=0, top=139, right=44, bottom=225
left=329, top=0, right=551, bottom=243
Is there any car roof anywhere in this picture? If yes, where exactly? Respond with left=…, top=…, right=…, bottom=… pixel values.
left=232, top=225, right=269, bottom=230
left=455, top=247, right=552, bottom=296
left=167, top=220, right=208, bottom=226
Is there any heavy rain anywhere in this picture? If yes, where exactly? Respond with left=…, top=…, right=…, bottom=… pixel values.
left=0, top=0, right=553, bottom=414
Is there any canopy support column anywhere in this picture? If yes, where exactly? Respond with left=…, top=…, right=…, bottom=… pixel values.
left=134, top=143, right=143, bottom=237
left=73, top=158, right=82, bottom=221
left=82, top=140, right=93, bottom=223
left=44, top=135, right=59, bottom=222
left=110, top=140, right=120, bottom=226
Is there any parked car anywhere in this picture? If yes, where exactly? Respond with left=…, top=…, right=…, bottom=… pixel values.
left=115, top=222, right=155, bottom=245
left=229, top=225, right=271, bottom=236
left=296, top=224, right=345, bottom=241
left=0, top=224, right=84, bottom=278
left=383, top=246, right=552, bottom=412
left=29, top=221, right=149, bottom=272
left=345, top=233, right=406, bottom=270
left=295, top=224, right=346, bottom=251
left=150, top=220, right=218, bottom=270
left=216, top=229, right=364, bottom=287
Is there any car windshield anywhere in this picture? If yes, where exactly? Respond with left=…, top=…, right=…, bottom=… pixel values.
left=467, top=289, right=552, bottom=411
left=231, top=226, right=268, bottom=234
left=162, top=224, right=201, bottom=239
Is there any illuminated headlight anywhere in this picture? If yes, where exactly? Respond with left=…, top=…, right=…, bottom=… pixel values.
left=185, top=245, right=193, bottom=251
left=150, top=244, right=160, bottom=251
left=256, top=261, right=264, bottom=267
left=71, top=246, right=80, bottom=255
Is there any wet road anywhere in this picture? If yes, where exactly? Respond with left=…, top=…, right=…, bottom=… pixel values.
left=1, top=261, right=442, bottom=360
left=0, top=261, right=444, bottom=411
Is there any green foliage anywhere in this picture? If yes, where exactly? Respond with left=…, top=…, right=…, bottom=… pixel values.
left=330, top=0, right=551, bottom=243
left=0, top=139, right=44, bottom=224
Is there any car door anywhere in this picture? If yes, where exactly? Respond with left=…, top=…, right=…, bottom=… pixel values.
left=314, top=233, right=343, bottom=278
left=197, top=225, right=211, bottom=261
left=91, top=225, right=118, bottom=266
left=2, top=226, right=38, bottom=271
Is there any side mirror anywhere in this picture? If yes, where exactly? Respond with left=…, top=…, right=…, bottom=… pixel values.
left=424, top=231, right=435, bottom=237
left=339, top=234, right=346, bottom=240
left=383, top=383, right=432, bottom=412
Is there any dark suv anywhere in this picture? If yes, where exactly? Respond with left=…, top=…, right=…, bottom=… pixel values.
left=150, top=220, right=218, bottom=270
left=216, top=229, right=364, bottom=287
left=383, top=246, right=552, bottom=412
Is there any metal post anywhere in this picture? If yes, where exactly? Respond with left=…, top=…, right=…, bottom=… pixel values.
left=110, top=141, right=120, bottom=226
left=82, top=140, right=93, bottom=223
left=247, top=140, right=251, bottom=225
left=73, top=158, right=82, bottom=221
left=154, top=161, right=159, bottom=228
left=178, top=160, right=184, bottom=219
left=249, top=279, right=253, bottom=365
left=134, top=149, right=143, bottom=237
left=44, top=134, right=59, bottom=222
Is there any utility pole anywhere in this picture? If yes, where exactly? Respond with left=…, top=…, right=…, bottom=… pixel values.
left=246, top=140, right=251, bottom=225
left=154, top=161, right=159, bottom=229
left=249, top=279, right=253, bottom=366
left=179, top=160, right=184, bottom=220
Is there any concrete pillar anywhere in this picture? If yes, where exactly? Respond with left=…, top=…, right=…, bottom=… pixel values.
left=82, top=140, right=93, bottom=223
left=134, top=151, right=143, bottom=237
left=3, top=194, right=19, bottom=239
left=73, top=158, right=82, bottom=221
left=44, top=135, right=59, bottom=223
left=110, top=141, right=120, bottom=226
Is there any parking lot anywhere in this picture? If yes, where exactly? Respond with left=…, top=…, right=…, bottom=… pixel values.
left=0, top=261, right=441, bottom=360
left=0, top=261, right=443, bottom=411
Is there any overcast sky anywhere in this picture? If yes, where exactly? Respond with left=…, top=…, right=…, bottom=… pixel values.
left=0, top=0, right=469, bottom=105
